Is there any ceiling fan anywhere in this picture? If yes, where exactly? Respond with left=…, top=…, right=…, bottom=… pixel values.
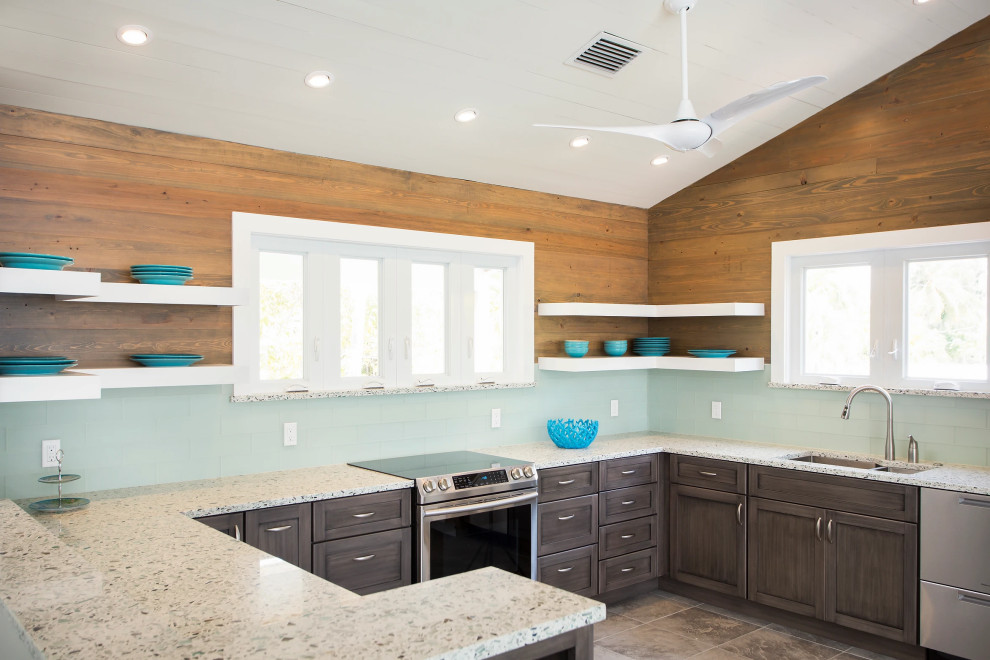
left=535, top=0, right=827, bottom=157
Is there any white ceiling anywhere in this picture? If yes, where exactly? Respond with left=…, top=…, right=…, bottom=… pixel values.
left=0, top=0, right=987, bottom=209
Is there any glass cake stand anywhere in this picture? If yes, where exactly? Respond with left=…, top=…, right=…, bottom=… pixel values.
left=29, top=449, right=89, bottom=513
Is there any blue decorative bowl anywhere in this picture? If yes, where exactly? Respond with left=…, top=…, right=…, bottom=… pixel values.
left=604, top=340, right=627, bottom=356
left=547, top=418, right=599, bottom=449
left=563, top=340, right=589, bottom=358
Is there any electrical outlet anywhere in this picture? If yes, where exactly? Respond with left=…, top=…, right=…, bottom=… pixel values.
left=42, top=439, right=61, bottom=468
left=283, top=422, right=298, bottom=446
left=610, top=400, right=619, bottom=417
left=711, top=401, right=722, bottom=420
left=491, top=408, right=501, bottom=429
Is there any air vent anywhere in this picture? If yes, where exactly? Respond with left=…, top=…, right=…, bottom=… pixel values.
left=566, top=32, right=643, bottom=77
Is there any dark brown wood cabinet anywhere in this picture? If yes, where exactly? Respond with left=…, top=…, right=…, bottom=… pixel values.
left=539, top=462, right=599, bottom=502
left=538, top=544, right=598, bottom=597
left=670, top=483, right=746, bottom=597
left=313, top=527, right=412, bottom=595
left=312, top=489, right=411, bottom=542
left=197, top=511, right=244, bottom=540
left=245, top=502, right=313, bottom=571
left=538, top=494, right=599, bottom=556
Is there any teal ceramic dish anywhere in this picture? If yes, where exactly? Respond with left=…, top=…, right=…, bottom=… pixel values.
left=564, top=340, right=589, bottom=358
left=547, top=418, right=599, bottom=449
left=0, top=252, right=74, bottom=270
left=131, top=274, right=192, bottom=285
left=687, top=349, right=737, bottom=358
left=131, top=264, right=193, bottom=271
left=130, top=354, right=204, bottom=367
left=0, top=362, right=77, bottom=376
left=604, top=340, right=627, bottom=356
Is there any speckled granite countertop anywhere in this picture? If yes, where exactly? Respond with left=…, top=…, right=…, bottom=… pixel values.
left=4, top=431, right=989, bottom=659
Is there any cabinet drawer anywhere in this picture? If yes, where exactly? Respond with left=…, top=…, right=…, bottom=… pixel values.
left=921, top=489, right=990, bottom=592
left=313, top=528, right=411, bottom=595
left=749, top=465, right=918, bottom=522
left=600, top=483, right=658, bottom=525
left=313, top=489, right=412, bottom=542
left=539, top=462, right=598, bottom=502
left=538, top=545, right=598, bottom=597
left=600, top=454, right=658, bottom=490
left=245, top=502, right=312, bottom=571
left=538, top=494, right=598, bottom=556
left=599, top=515, right=658, bottom=560
left=197, top=512, right=244, bottom=541
left=920, top=580, right=990, bottom=660
left=599, top=547, right=659, bottom=593
left=671, top=455, right=746, bottom=493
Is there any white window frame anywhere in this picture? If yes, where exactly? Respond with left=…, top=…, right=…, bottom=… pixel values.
left=232, top=212, right=534, bottom=396
left=771, top=221, right=990, bottom=392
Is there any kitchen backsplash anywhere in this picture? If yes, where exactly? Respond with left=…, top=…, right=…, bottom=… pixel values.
left=650, top=367, right=990, bottom=468
left=0, top=370, right=648, bottom=500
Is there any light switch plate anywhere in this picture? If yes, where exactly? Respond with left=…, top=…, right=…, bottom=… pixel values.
left=610, top=400, right=619, bottom=417
left=491, top=408, right=501, bottom=428
left=711, top=401, right=722, bottom=420
left=283, top=422, right=298, bottom=446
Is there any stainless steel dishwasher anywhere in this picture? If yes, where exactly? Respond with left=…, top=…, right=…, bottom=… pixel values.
left=920, top=488, right=990, bottom=660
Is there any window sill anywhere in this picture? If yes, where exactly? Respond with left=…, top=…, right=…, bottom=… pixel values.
left=230, top=380, right=536, bottom=402
left=767, top=382, right=990, bottom=399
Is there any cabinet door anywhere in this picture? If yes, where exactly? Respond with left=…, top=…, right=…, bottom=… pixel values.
left=825, top=511, right=918, bottom=643
left=670, top=484, right=746, bottom=597
left=245, top=502, right=312, bottom=572
left=313, top=528, right=411, bottom=595
left=197, top=512, right=244, bottom=541
left=748, top=497, right=825, bottom=619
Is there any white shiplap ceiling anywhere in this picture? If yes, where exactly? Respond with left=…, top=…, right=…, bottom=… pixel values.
left=0, top=0, right=987, bottom=208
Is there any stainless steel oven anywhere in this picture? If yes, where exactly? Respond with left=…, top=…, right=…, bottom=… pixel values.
left=350, top=451, right=539, bottom=582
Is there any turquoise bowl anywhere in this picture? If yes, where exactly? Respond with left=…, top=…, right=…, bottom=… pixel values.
left=604, top=340, right=627, bottom=356
left=564, top=340, right=589, bottom=358
left=547, top=418, right=599, bottom=449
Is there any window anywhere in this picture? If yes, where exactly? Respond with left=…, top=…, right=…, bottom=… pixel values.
left=232, top=213, right=534, bottom=395
left=772, top=222, right=990, bottom=392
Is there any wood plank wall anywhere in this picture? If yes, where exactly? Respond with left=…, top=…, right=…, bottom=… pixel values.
left=0, top=106, right=648, bottom=367
left=647, top=17, right=990, bottom=361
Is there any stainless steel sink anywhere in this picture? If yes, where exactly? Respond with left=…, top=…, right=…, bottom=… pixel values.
left=787, top=454, right=931, bottom=474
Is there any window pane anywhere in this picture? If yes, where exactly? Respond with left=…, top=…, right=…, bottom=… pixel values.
left=474, top=267, right=504, bottom=373
left=804, top=265, right=871, bottom=376
left=340, top=258, right=379, bottom=378
left=259, top=252, right=304, bottom=381
left=907, top=257, right=987, bottom=380
left=411, top=263, right=446, bottom=374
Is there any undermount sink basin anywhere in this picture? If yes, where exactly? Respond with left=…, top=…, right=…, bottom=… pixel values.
left=787, top=454, right=931, bottom=474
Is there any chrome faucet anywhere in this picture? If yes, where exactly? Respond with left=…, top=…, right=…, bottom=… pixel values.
left=840, top=385, right=895, bottom=461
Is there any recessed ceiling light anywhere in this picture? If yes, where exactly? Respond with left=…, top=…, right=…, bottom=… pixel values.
left=651, top=155, right=670, bottom=166
left=569, top=136, right=591, bottom=148
left=454, top=108, right=479, bottom=123
left=116, top=25, right=151, bottom=46
left=304, top=71, right=334, bottom=89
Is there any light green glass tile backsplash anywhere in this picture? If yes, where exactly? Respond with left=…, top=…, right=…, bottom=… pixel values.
left=0, top=371, right=648, bottom=500
left=649, top=367, right=990, bottom=467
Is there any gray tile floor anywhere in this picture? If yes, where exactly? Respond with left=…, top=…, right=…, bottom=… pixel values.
left=595, top=590, right=899, bottom=660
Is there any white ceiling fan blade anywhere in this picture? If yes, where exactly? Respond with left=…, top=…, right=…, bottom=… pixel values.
left=702, top=75, right=828, bottom=138
left=534, top=120, right=711, bottom=151
left=696, top=137, right=723, bottom=158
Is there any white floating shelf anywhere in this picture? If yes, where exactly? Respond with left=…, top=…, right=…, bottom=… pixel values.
left=0, top=372, right=101, bottom=402
left=537, top=302, right=764, bottom=317
left=70, top=365, right=245, bottom=389
left=0, top=268, right=100, bottom=298
left=65, top=282, right=248, bottom=306
left=538, top=356, right=764, bottom=373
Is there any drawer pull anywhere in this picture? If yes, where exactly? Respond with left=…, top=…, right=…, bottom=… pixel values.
left=620, top=534, right=635, bottom=539
left=815, top=517, right=823, bottom=541
left=736, top=502, right=743, bottom=526
left=699, top=471, right=718, bottom=477
left=959, top=593, right=990, bottom=608
left=234, top=524, right=241, bottom=542
left=352, top=512, right=376, bottom=518
left=265, top=525, right=292, bottom=533
left=620, top=567, right=635, bottom=573
left=557, top=514, right=576, bottom=521
left=353, top=554, right=376, bottom=562
left=556, top=566, right=574, bottom=573
left=959, top=497, right=990, bottom=509
left=826, top=519, right=834, bottom=543
left=621, top=500, right=635, bottom=505
left=620, top=470, right=636, bottom=475
left=557, top=479, right=576, bottom=485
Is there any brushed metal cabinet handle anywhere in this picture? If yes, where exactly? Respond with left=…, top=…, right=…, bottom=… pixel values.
left=557, top=566, right=574, bottom=573
left=621, top=500, right=635, bottom=505
left=736, top=502, right=743, bottom=526
left=620, top=470, right=637, bottom=475
left=234, top=524, right=241, bottom=542
left=620, top=534, right=635, bottom=539
left=353, top=554, right=376, bottom=562
left=699, top=471, right=718, bottom=477
left=558, top=514, right=576, bottom=521
left=621, top=567, right=635, bottom=573
left=959, top=593, right=990, bottom=608
left=558, top=479, right=576, bottom=485
left=815, top=517, right=823, bottom=541
left=959, top=497, right=990, bottom=509
left=826, top=519, right=834, bottom=543
left=266, top=525, right=292, bottom=533
left=352, top=512, right=376, bottom=518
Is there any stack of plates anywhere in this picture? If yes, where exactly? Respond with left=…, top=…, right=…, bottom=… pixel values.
left=130, top=353, right=204, bottom=367
left=0, top=252, right=74, bottom=270
left=131, top=264, right=193, bottom=285
left=688, top=349, right=737, bottom=358
left=0, top=356, right=78, bottom=376
left=632, top=337, right=670, bottom=356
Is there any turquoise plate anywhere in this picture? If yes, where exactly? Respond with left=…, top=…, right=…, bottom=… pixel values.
left=132, top=275, right=191, bottom=285
left=0, top=356, right=74, bottom=363
left=131, top=264, right=192, bottom=270
left=0, top=252, right=73, bottom=260
left=130, top=355, right=203, bottom=367
left=687, top=349, right=737, bottom=358
left=0, top=363, right=77, bottom=375
left=130, top=266, right=192, bottom=272
left=0, top=254, right=74, bottom=270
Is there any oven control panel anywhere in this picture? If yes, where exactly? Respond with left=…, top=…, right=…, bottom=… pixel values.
left=453, top=470, right=508, bottom=490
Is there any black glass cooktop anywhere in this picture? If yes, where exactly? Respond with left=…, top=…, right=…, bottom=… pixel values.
left=349, top=451, right=527, bottom=480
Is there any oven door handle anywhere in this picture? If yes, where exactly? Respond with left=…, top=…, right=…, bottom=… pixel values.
left=422, top=490, right=538, bottom=518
